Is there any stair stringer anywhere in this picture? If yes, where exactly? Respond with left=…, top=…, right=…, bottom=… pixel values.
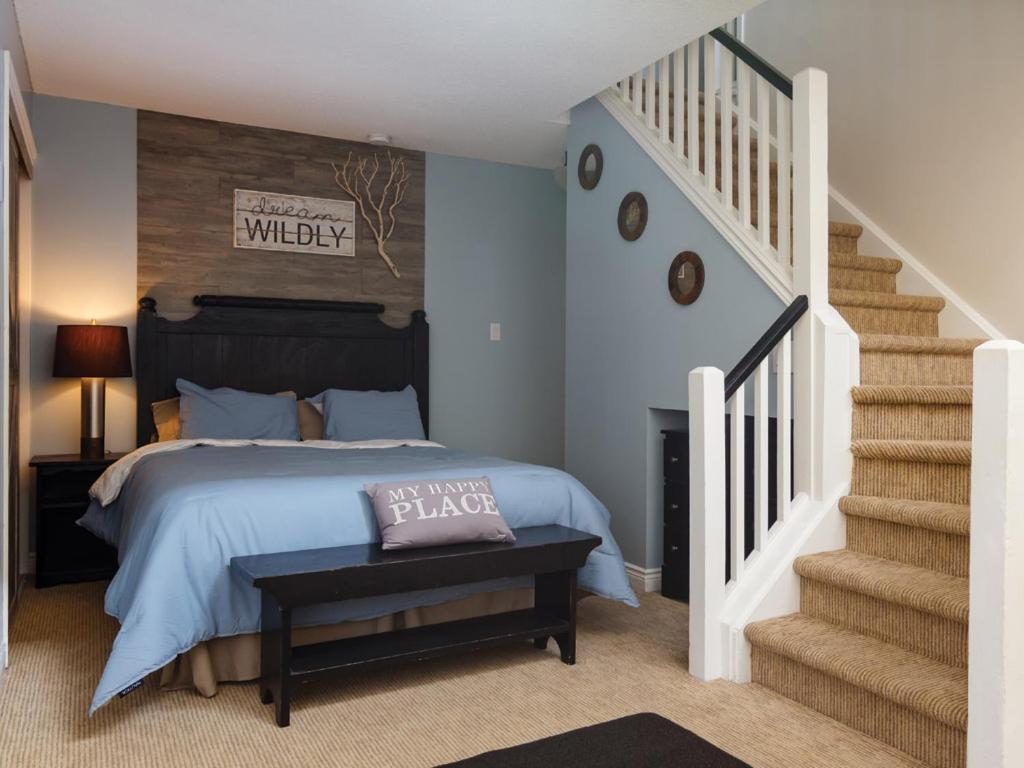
left=596, top=88, right=794, bottom=303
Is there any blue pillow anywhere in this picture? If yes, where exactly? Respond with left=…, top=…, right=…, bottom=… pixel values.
left=322, top=385, right=425, bottom=442
left=176, top=379, right=300, bottom=440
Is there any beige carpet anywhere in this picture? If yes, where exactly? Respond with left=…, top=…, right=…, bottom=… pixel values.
left=0, top=582, right=924, bottom=768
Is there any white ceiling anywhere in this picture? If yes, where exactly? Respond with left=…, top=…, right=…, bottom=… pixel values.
left=15, top=0, right=757, bottom=167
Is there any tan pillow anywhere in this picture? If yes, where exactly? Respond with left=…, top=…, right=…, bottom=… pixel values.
left=151, top=390, right=303, bottom=442
left=297, top=399, right=324, bottom=441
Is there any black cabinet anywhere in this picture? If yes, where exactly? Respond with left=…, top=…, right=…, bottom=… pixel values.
left=661, top=417, right=793, bottom=603
left=30, top=453, right=125, bottom=587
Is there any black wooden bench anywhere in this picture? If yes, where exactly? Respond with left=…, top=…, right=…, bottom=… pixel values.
left=230, top=524, right=601, bottom=726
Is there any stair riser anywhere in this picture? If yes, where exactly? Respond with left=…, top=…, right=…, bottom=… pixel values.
left=751, top=650, right=965, bottom=768
left=852, top=457, right=970, bottom=505
left=830, top=233, right=859, bottom=254
left=853, top=403, right=972, bottom=441
left=830, top=267, right=897, bottom=293
left=846, top=516, right=969, bottom=577
left=800, top=580, right=967, bottom=668
left=837, top=305, right=939, bottom=336
left=860, top=351, right=973, bottom=386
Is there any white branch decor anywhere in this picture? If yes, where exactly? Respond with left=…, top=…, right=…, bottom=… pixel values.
left=331, top=150, right=410, bottom=278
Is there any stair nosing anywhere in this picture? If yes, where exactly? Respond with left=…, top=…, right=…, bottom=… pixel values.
left=830, top=290, right=945, bottom=312
left=858, top=334, right=984, bottom=355
left=839, top=495, right=970, bottom=536
left=851, top=385, right=972, bottom=405
left=851, top=438, right=971, bottom=466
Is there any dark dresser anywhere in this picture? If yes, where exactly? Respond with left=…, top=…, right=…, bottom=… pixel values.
left=661, top=428, right=689, bottom=601
left=30, top=453, right=125, bottom=587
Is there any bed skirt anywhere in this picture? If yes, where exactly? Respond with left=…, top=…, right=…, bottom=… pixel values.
left=158, top=587, right=535, bottom=696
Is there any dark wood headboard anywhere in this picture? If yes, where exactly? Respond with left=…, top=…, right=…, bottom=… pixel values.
left=135, top=295, right=429, bottom=447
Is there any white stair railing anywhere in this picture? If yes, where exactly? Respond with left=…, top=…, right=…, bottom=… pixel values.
left=968, top=341, right=1024, bottom=768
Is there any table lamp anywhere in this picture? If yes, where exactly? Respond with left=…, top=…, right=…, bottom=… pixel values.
left=53, top=323, right=132, bottom=459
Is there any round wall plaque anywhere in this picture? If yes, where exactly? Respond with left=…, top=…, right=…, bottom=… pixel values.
left=617, top=192, right=648, bottom=241
left=577, top=144, right=603, bottom=190
left=668, top=251, right=705, bottom=305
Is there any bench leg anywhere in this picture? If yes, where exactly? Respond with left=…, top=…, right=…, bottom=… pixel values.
left=534, top=569, right=578, bottom=665
left=260, top=591, right=293, bottom=727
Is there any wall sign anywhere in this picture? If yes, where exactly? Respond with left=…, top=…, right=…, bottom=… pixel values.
left=233, top=189, right=356, bottom=257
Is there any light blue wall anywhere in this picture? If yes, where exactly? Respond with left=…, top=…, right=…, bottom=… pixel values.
left=565, top=97, right=783, bottom=568
left=425, top=153, right=566, bottom=468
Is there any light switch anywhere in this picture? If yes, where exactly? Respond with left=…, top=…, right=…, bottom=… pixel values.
left=490, top=322, right=502, bottom=342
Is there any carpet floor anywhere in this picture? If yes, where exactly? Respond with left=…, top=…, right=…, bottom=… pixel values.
left=0, top=583, right=926, bottom=768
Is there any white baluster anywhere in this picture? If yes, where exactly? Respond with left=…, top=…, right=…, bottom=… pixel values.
left=687, top=42, right=699, bottom=174
left=730, top=386, right=745, bottom=581
left=776, top=92, right=791, bottom=266
left=757, top=77, right=771, bottom=249
left=688, top=366, right=727, bottom=682
left=673, top=48, right=685, bottom=160
left=659, top=55, right=670, bottom=144
left=720, top=50, right=734, bottom=213
left=754, top=359, right=769, bottom=550
left=620, top=77, right=628, bottom=103
left=633, top=71, right=643, bottom=117
left=645, top=64, right=656, bottom=131
left=703, top=36, right=717, bottom=194
left=737, top=62, right=751, bottom=228
left=776, top=332, right=791, bottom=522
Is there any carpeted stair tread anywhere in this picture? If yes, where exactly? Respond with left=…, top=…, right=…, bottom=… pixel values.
left=745, top=614, right=967, bottom=731
left=794, top=549, right=968, bottom=623
left=858, top=335, right=983, bottom=354
left=839, top=495, right=970, bottom=537
left=851, top=385, right=972, bottom=405
left=829, top=221, right=863, bottom=238
left=829, top=252, right=902, bottom=274
left=851, top=438, right=971, bottom=466
left=830, top=290, right=945, bottom=312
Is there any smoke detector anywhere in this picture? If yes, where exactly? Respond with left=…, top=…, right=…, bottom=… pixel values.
left=366, top=133, right=392, bottom=146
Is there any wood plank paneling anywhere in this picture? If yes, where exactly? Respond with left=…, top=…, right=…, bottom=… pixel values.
left=137, top=111, right=425, bottom=326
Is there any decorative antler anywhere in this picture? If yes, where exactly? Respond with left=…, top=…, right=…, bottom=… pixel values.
left=332, top=150, right=411, bottom=279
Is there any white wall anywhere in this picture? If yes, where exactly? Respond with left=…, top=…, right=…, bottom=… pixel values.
left=25, top=95, right=136, bottom=557
left=0, top=0, right=31, bottom=95
left=745, top=0, right=1024, bottom=339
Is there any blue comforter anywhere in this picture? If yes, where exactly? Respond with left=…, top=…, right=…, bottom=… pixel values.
left=80, top=444, right=637, bottom=713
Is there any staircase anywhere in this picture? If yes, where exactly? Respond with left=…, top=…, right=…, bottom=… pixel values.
left=745, top=227, right=983, bottom=768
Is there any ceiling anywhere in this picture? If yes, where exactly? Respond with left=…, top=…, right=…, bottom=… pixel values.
left=15, top=0, right=757, bottom=168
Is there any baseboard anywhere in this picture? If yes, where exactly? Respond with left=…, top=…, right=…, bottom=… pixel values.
left=0, top=640, right=7, bottom=672
left=828, top=186, right=1003, bottom=340
left=625, top=562, right=662, bottom=594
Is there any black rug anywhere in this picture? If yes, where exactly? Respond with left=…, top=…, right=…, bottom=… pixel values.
left=440, top=713, right=751, bottom=767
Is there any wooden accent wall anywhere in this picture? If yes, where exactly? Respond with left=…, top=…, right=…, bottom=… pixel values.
left=137, top=111, right=424, bottom=326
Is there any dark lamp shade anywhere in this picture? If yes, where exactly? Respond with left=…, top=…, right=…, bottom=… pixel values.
left=53, top=325, right=132, bottom=378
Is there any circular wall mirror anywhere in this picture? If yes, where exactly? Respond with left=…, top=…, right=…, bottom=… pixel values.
left=617, top=192, right=648, bottom=241
left=668, top=251, right=705, bottom=305
left=577, top=144, right=603, bottom=190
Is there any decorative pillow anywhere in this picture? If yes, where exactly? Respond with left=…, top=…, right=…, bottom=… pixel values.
left=176, top=379, right=300, bottom=440
left=322, top=385, right=425, bottom=442
left=151, top=396, right=182, bottom=442
left=297, top=399, right=324, bottom=440
left=364, top=476, right=516, bottom=550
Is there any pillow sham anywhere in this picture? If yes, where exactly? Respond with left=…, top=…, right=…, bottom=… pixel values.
left=151, top=396, right=182, bottom=442
left=176, top=379, right=300, bottom=440
left=322, top=385, right=425, bottom=442
left=364, top=476, right=516, bottom=550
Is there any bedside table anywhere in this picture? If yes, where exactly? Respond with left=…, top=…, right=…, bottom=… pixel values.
left=30, top=453, right=127, bottom=587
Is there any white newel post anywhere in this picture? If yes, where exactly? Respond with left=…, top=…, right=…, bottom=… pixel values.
left=791, top=68, right=829, bottom=501
left=688, top=367, right=726, bottom=681
left=967, top=341, right=1024, bottom=768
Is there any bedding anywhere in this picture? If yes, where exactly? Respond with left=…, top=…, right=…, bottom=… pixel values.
left=154, top=392, right=325, bottom=442
left=80, top=440, right=636, bottom=713
left=322, top=384, right=425, bottom=441
left=176, top=379, right=300, bottom=440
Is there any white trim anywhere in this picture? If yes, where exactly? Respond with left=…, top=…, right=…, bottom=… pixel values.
left=625, top=562, right=662, bottom=594
left=0, top=640, right=7, bottom=673
left=596, top=89, right=794, bottom=303
left=828, top=185, right=1002, bottom=340
left=7, top=64, right=34, bottom=177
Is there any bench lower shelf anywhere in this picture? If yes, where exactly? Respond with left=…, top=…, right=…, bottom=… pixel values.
left=291, top=608, right=571, bottom=678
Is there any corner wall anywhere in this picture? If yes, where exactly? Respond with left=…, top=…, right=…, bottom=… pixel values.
left=565, top=97, right=782, bottom=568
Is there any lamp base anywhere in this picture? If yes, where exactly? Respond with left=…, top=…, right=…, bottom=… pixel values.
left=80, top=377, right=107, bottom=460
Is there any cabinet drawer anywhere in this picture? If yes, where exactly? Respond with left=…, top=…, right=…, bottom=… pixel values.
left=663, top=522, right=687, bottom=566
left=663, top=432, right=688, bottom=485
left=37, top=468, right=98, bottom=505
left=663, top=481, right=687, bottom=526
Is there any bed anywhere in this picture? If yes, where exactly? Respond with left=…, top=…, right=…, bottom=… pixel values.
left=80, top=295, right=637, bottom=714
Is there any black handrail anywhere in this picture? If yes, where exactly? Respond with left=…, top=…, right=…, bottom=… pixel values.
left=709, top=28, right=793, bottom=100
left=724, top=295, right=808, bottom=400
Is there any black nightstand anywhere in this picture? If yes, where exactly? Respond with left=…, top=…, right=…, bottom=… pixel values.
left=30, top=453, right=126, bottom=587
